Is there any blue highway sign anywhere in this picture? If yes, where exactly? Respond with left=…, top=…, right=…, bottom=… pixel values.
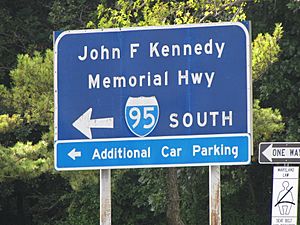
left=54, top=22, right=252, bottom=170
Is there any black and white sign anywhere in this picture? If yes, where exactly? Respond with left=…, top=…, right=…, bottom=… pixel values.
left=272, top=167, right=299, bottom=225
left=259, top=143, right=300, bottom=164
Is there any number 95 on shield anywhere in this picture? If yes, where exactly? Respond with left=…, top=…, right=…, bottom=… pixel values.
left=125, top=96, right=159, bottom=137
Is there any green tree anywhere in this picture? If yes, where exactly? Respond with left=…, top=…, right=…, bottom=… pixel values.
left=49, top=0, right=99, bottom=31
left=0, top=50, right=54, bottom=180
left=247, top=0, right=300, bottom=141
left=0, top=0, right=53, bottom=87
left=0, top=50, right=73, bottom=225
left=0, top=0, right=99, bottom=87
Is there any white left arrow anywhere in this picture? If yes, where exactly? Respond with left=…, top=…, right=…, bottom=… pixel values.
left=68, top=148, right=81, bottom=160
left=262, top=144, right=300, bottom=162
left=72, top=108, right=114, bottom=139
left=262, top=144, right=273, bottom=162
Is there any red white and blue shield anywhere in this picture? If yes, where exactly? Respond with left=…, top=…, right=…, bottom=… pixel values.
left=125, top=96, right=159, bottom=137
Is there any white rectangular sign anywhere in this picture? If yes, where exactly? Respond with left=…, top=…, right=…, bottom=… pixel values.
left=259, top=143, right=300, bottom=164
left=272, top=166, right=299, bottom=225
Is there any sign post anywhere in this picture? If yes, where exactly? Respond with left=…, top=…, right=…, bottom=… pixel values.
left=209, top=166, right=221, bottom=225
left=100, top=169, right=111, bottom=225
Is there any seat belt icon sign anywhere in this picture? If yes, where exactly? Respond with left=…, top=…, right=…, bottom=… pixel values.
left=275, top=181, right=295, bottom=215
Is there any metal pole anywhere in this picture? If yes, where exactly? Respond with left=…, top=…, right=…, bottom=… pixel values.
left=100, top=169, right=111, bottom=225
left=209, top=165, right=221, bottom=225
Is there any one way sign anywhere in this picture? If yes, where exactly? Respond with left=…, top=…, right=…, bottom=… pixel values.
left=259, top=142, right=300, bottom=164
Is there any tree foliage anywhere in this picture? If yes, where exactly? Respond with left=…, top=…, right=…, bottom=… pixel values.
left=0, top=50, right=54, bottom=170
left=253, top=100, right=284, bottom=146
left=252, top=23, right=283, bottom=80
left=0, top=0, right=53, bottom=87
left=248, top=0, right=300, bottom=141
left=0, top=50, right=63, bottom=224
left=49, top=0, right=99, bottom=31
left=88, top=0, right=248, bottom=28
left=10, top=51, right=54, bottom=126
